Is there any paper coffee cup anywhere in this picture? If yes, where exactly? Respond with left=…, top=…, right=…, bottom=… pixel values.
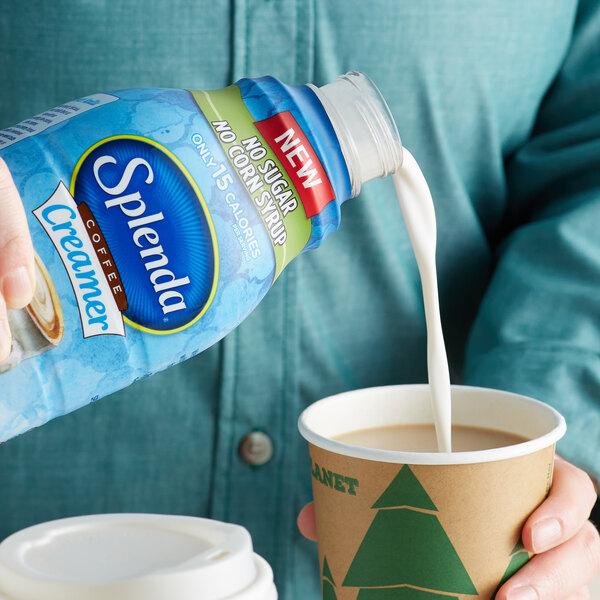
left=0, top=514, right=277, bottom=600
left=298, top=384, right=566, bottom=600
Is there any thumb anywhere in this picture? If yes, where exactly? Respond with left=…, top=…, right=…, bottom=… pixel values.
left=0, top=157, right=35, bottom=362
left=0, top=157, right=35, bottom=309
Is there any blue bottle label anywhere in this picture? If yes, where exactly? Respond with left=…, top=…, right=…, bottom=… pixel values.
left=0, top=81, right=349, bottom=442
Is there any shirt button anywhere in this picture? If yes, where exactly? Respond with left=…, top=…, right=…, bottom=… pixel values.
left=238, top=431, right=274, bottom=466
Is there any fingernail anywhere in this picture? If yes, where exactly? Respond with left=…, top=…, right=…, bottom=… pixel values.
left=1, top=267, right=34, bottom=309
left=507, top=585, right=538, bottom=600
left=531, top=517, right=562, bottom=552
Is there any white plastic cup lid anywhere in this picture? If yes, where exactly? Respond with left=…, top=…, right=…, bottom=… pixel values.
left=0, top=514, right=277, bottom=600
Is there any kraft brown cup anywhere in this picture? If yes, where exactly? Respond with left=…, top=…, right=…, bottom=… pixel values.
left=298, top=384, right=566, bottom=600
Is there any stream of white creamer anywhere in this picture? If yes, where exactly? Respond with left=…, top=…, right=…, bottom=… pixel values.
left=393, top=150, right=452, bottom=452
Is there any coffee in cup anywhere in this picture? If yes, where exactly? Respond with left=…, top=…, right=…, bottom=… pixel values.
left=335, top=423, right=529, bottom=453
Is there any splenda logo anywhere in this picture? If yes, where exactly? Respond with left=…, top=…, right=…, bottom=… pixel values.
left=71, top=136, right=218, bottom=333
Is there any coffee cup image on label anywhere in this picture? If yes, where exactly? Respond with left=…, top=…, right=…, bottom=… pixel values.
left=0, top=252, right=64, bottom=373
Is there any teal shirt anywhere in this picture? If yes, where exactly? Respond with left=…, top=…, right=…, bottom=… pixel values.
left=1, top=2, right=599, bottom=598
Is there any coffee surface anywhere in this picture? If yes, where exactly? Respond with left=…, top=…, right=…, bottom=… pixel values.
left=334, top=424, right=529, bottom=452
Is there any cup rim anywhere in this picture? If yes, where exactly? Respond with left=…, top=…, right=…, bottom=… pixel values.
left=298, top=384, right=566, bottom=465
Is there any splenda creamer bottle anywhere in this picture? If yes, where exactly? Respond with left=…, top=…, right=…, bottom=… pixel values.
left=0, top=72, right=402, bottom=441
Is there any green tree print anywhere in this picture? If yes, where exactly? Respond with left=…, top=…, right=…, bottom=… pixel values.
left=322, top=555, right=338, bottom=600
left=492, top=539, right=530, bottom=599
left=343, top=465, right=478, bottom=599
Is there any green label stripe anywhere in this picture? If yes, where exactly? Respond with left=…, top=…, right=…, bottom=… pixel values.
left=191, top=86, right=312, bottom=280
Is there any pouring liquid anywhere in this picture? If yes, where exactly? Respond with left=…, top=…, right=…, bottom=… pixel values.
left=393, top=150, right=452, bottom=452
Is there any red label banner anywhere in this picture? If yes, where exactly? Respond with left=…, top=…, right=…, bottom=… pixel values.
left=255, top=111, right=335, bottom=218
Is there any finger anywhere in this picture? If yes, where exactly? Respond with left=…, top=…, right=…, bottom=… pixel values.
left=564, top=587, right=590, bottom=600
left=496, top=521, right=600, bottom=600
left=297, top=502, right=318, bottom=542
left=0, top=293, right=10, bottom=362
left=0, top=157, right=35, bottom=309
left=523, top=457, right=598, bottom=553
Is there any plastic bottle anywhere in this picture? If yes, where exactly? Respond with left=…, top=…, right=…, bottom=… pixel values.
left=0, top=72, right=402, bottom=441
left=0, top=514, right=277, bottom=599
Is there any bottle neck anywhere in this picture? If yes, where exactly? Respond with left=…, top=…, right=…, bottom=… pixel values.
left=310, top=72, right=403, bottom=198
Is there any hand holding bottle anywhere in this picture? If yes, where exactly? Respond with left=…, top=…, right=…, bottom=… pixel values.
left=0, top=158, right=35, bottom=362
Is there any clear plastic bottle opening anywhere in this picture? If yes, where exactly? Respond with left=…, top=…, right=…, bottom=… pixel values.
left=310, top=71, right=403, bottom=198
